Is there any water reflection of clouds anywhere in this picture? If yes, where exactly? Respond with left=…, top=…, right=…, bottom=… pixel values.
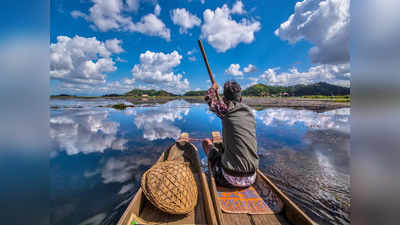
left=260, top=128, right=350, bottom=224
left=51, top=99, right=133, bottom=109
left=48, top=99, right=351, bottom=225
left=77, top=213, right=106, bottom=225
left=50, top=109, right=127, bottom=155
left=256, top=108, right=350, bottom=133
left=118, top=183, right=134, bottom=195
left=132, top=100, right=191, bottom=141
left=85, top=156, right=153, bottom=194
left=100, top=158, right=136, bottom=184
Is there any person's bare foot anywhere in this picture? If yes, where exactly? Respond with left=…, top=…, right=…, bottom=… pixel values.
left=202, top=138, right=213, bottom=156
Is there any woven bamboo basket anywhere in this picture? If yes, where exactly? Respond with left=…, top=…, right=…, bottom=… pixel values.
left=141, top=161, right=198, bottom=215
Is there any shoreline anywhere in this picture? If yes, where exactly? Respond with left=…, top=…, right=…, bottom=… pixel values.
left=242, top=97, right=349, bottom=112
left=50, top=96, right=350, bottom=112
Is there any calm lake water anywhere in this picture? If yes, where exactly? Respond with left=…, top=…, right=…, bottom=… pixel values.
left=50, top=99, right=350, bottom=225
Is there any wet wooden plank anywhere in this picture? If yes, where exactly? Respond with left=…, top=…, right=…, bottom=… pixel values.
left=208, top=131, right=225, bottom=225
left=140, top=200, right=189, bottom=224
left=200, top=171, right=218, bottom=225
left=251, top=214, right=290, bottom=225
left=131, top=189, right=145, bottom=216
left=193, top=191, right=206, bottom=224
left=222, top=213, right=252, bottom=225
left=139, top=200, right=167, bottom=223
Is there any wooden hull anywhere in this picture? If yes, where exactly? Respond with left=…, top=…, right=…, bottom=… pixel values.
left=208, top=132, right=317, bottom=225
left=117, top=133, right=218, bottom=225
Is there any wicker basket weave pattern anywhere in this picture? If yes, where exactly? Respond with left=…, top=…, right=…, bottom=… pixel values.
left=141, top=161, right=198, bottom=214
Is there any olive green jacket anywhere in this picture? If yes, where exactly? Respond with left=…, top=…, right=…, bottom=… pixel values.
left=219, top=102, right=259, bottom=176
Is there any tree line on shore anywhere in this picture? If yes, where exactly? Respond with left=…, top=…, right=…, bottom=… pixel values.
left=52, top=82, right=350, bottom=98
left=184, top=82, right=349, bottom=97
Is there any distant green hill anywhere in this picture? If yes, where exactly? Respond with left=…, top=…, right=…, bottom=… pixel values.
left=51, top=94, right=75, bottom=97
left=242, top=84, right=286, bottom=96
left=289, top=82, right=350, bottom=96
left=102, top=93, right=122, bottom=97
left=50, top=94, right=77, bottom=98
left=184, top=90, right=207, bottom=96
left=124, top=89, right=176, bottom=97
left=242, top=82, right=350, bottom=96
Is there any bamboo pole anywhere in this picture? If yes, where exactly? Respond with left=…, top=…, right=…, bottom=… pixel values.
left=198, top=40, right=221, bottom=101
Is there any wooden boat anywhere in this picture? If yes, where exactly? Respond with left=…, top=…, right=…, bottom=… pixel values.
left=207, top=131, right=317, bottom=225
left=117, top=133, right=218, bottom=225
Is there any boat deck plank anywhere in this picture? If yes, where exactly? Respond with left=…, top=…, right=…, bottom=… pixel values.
left=250, top=214, right=291, bottom=225
left=219, top=213, right=291, bottom=225
left=193, top=174, right=207, bottom=224
left=222, top=213, right=253, bottom=225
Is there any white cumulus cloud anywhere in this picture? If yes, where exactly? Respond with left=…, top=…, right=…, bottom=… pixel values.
left=243, top=64, right=257, bottom=73
left=71, top=0, right=170, bottom=41
left=275, top=0, right=350, bottom=64
left=225, top=64, right=243, bottom=76
left=225, top=63, right=257, bottom=76
left=130, top=51, right=190, bottom=94
left=256, top=63, right=350, bottom=86
left=71, top=0, right=134, bottom=32
left=201, top=2, right=260, bottom=52
left=126, top=0, right=140, bottom=12
left=231, top=1, right=245, bottom=14
left=105, top=38, right=124, bottom=54
left=130, top=14, right=171, bottom=41
left=154, top=4, right=161, bottom=16
left=50, top=35, right=122, bottom=89
left=171, top=8, right=201, bottom=34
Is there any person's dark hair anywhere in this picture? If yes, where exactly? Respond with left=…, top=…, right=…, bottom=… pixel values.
left=223, top=80, right=241, bottom=101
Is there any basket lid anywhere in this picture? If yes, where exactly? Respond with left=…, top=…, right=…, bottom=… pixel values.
left=141, top=161, right=198, bottom=214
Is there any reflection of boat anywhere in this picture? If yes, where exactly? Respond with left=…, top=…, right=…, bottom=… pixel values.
left=206, top=131, right=316, bottom=225
left=117, top=133, right=218, bottom=225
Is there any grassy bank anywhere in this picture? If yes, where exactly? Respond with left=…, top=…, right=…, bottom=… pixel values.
left=302, top=95, right=350, bottom=103
left=51, top=95, right=349, bottom=112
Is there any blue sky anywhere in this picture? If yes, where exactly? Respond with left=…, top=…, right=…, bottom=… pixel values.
left=50, top=0, right=350, bottom=95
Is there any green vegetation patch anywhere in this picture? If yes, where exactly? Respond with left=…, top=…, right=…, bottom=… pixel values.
left=184, top=90, right=207, bottom=96
left=111, top=103, right=133, bottom=110
left=242, top=82, right=350, bottom=97
left=124, top=89, right=176, bottom=97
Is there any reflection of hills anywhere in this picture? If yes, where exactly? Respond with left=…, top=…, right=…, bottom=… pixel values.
left=257, top=108, right=349, bottom=133
left=132, top=100, right=191, bottom=141
left=50, top=109, right=127, bottom=155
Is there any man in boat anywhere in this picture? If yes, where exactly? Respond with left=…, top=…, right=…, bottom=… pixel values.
left=202, top=80, right=259, bottom=188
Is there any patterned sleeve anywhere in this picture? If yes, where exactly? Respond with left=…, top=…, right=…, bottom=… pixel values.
left=204, top=87, right=228, bottom=118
